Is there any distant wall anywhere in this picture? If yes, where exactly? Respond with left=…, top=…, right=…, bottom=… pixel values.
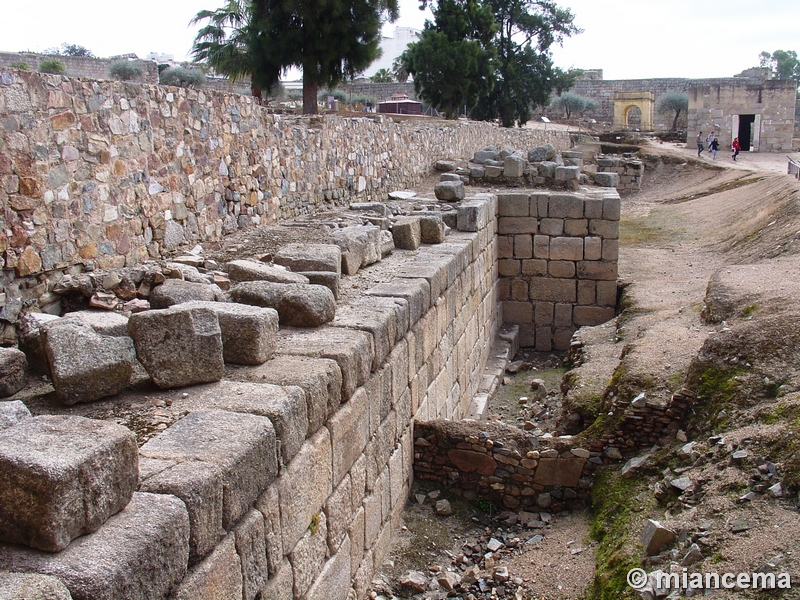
left=0, top=70, right=569, bottom=287
left=0, top=51, right=157, bottom=84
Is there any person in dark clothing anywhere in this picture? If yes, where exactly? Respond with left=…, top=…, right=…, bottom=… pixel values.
left=696, top=131, right=704, bottom=157
left=709, top=136, right=719, bottom=159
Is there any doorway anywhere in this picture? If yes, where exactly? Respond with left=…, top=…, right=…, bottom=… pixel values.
left=737, top=114, right=756, bottom=151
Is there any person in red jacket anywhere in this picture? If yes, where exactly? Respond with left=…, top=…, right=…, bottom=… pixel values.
left=732, top=137, right=741, bottom=161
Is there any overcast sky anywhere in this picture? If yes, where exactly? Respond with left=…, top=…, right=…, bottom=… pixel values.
left=2, top=0, right=798, bottom=81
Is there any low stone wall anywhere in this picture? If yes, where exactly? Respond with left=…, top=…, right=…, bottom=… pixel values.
left=414, top=420, right=598, bottom=512
left=496, top=188, right=619, bottom=351
left=0, top=70, right=569, bottom=297
left=0, top=52, right=158, bottom=84
left=0, top=194, right=500, bottom=599
left=597, top=155, right=644, bottom=192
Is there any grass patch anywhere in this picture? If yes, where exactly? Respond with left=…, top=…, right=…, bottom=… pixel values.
left=742, top=303, right=760, bottom=318
left=588, top=467, right=651, bottom=600
left=689, top=364, right=744, bottom=433
left=620, top=216, right=665, bottom=244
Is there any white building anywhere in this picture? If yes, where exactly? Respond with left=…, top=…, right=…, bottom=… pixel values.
left=362, top=27, right=420, bottom=78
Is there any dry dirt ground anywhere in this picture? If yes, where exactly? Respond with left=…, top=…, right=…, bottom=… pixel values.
left=372, top=142, right=800, bottom=600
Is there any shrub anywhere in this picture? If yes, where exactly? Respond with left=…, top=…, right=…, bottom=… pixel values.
left=10, top=61, right=29, bottom=71
left=38, top=58, right=65, bottom=74
left=109, top=60, right=143, bottom=81
left=160, top=66, right=205, bottom=88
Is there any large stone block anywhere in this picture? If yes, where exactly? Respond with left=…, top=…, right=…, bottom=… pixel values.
left=503, top=155, right=526, bottom=178
left=230, top=355, right=342, bottom=436
left=128, top=305, right=224, bottom=389
left=419, top=215, right=446, bottom=244
left=573, top=306, right=615, bottom=326
left=226, top=259, right=310, bottom=284
left=259, top=558, right=294, bottom=600
left=549, top=236, right=584, bottom=261
left=0, top=492, right=189, bottom=600
left=0, top=573, right=73, bottom=600
left=17, top=312, right=60, bottom=376
left=392, top=217, right=422, bottom=250
left=172, top=535, right=243, bottom=600
left=457, top=200, right=491, bottom=232
left=365, top=278, right=430, bottom=329
left=139, top=409, right=278, bottom=529
left=555, top=166, right=581, bottom=182
left=279, top=428, right=332, bottom=553
left=434, top=181, right=465, bottom=202
left=498, top=217, right=538, bottom=235
left=548, top=194, right=584, bottom=219
left=331, top=225, right=382, bottom=274
left=274, top=243, right=342, bottom=277
left=594, top=172, right=618, bottom=187
left=231, top=281, right=335, bottom=327
left=289, top=511, right=328, bottom=598
left=178, top=301, right=278, bottom=365
left=527, top=144, right=556, bottom=162
left=58, top=311, right=129, bottom=337
left=306, top=536, right=351, bottom=600
left=532, top=457, right=585, bottom=486
left=139, top=458, right=222, bottom=564
left=234, top=510, right=270, bottom=600
left=331, top=298, right=397, bottom=371
left=576, top=260, right=618, bottom=281
left=0, top=347, right=26, bottom=397
left=0, top=400, right=31, bottom=432
left=497, top=193, right=530, bottom=217
left=528, top=278, right=577, bottom=303
left=42, top=320, right=135, bottom=405
left=149, top=279, right=219, bottom=309
left=0, top=415, right=138, bottom=552
left=328, top=387, right=370, bottom=485
left=276, top=327, right=373, bottom=401
left=255, top=485, right=283, bottom=577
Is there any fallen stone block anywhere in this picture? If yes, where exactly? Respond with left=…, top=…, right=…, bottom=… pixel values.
left=42, top=320, right=136, bottom=404
left=331, top=225, right=382, bottom=274
left=380, top=229, right=395, bottom=257
left=0, top=400, right=32, bottom=432
left=128, top=305, right=224, bottom=389
left=392, top=217, right=422, bottom=250
left=58, top=310, right=129, bottom=337
left=17, top=313, right=60, bottom=376
left=302, top=271, right=340, bottom=300
left=140, top=409, right=278, bottom=529
left=472, top=148, right=498, bottom=164
left=276, top=327, right=373, bottom=401
left=0, top=415, right=138, bottom=552
left=555, top=165, right=581, bottom=182
left=231, top=281, right=336, bottom=327
left=149, top=279, right=220, bottom=309
left=504, top=155, right=526, bottom=178
left=0, top=573, right=73, bottom=600
left=594, top=172, right=619, bottom=187
left=641, top=519, right=675, bottom=555
left=457, top=200, right=491, bottom=232
left=435, top=160, right=457, bottom=172
left=419, top=215, right=446, bottom=244
left=365, top=278, right=430, bottom=327
left=0, top=492, right=189, bottom=600
left=434, top=181, right=465, bottom=202
left=0, top=348, right=27, bottom=398
left=528, top=144, right=556, bottom=163
left=179, top=301, right=279, bottom=365
left=439, top=172, right=462, bottom=182
left=274, top=244, right=341, bottom=277
left=348, top=202, right=391, bottom=217
left=226, top=260, right=310, bottom=285
left=229, top=355, right=342, bottom=436
left=330, top=297, right=399, bottom=371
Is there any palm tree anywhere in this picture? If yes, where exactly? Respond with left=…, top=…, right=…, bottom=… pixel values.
left=370, top=68, right=394, bottom=83
left=391, top=56, right=409, bottom=82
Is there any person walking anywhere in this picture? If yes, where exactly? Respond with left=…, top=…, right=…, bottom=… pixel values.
left=706, top=132, right=716, bottom=157
left=696, top=131, right=704, bottom=157
left=732, top=137, right=741, bottom=161
left=709, top=136, right=719, bottom=159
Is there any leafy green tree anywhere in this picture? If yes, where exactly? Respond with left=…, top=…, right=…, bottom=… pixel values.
left=760, top=50, right=800, bottom=82
left=38, top=58, right=65, bottom=74
left=391, top=55, right=409, bottom=82
left=109, top=60, right=143, bottom=81
left=478, top=0, right=580, bottom=127
left=551, top=91, right=582, bottom=118
left=160, top=66, right=205, bottom=88
left=9, top=61, right=29, bottom=71
left=370, top=68, right=394, bottom=83
left=45, top=43, right=94, bottom=57
left=656, top=91, right=688, bottom=131
left=192, top=0, right=399, bottom=114
left=401, top=0, right=497, bottom=119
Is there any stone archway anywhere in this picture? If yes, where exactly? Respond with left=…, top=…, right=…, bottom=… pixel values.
left=613, top=91, right=654, bottom=131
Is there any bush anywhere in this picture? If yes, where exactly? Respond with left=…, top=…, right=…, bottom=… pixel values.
left=160, top=66, right=205, bottom=88
left=9, top=61, right=29, bottom=71
left=319, top=89, right=346, bottom=102
left=109, top=60, right=143, bottom=81
left=38, top=58, right=65, bottom=74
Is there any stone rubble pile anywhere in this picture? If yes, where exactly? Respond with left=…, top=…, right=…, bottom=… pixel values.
left=432, top=144, right=628, bottom=201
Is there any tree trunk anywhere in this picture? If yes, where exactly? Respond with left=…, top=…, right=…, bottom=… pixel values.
left=672, top=110, right=680, bottom=131
left=303, top=78, right=318, bottom=115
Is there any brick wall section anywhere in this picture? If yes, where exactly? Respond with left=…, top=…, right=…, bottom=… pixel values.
left=597, top=156, right=644, bottom=192
left=0, top=52, right=158, bottom=84
left=495, top=188, right=619, bottom=351
left=0, top=70, right=569, bottom=287
left=414, top=420, right=598, bottom=512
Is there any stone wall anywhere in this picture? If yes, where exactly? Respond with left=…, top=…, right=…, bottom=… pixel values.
left=688, top=79, right=797, bottom=152
left=0, top=52, right=158, bottom=84
left=414, top=420, right=597, bottom=512
left=596, top=156, right=643, bottom=192
left=495, top=188, right=619, bottom=351
left=0, top=70, right=569, bottom=291
left=339, top=82, right=417, bottom=103
left=0, top=194, right=501, bottom=599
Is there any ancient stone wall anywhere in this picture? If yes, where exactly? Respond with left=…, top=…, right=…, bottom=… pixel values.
left=596, top=156, right=643, bottom=192
left=0, top=52, right=158, bottom=84
left=0, top=70, right=569, bottom=291
left=339, top=82, right=418, bottom=103
left=0, top=194, right=501, bottom=599
left=495, top=189, right=619, bottom=351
